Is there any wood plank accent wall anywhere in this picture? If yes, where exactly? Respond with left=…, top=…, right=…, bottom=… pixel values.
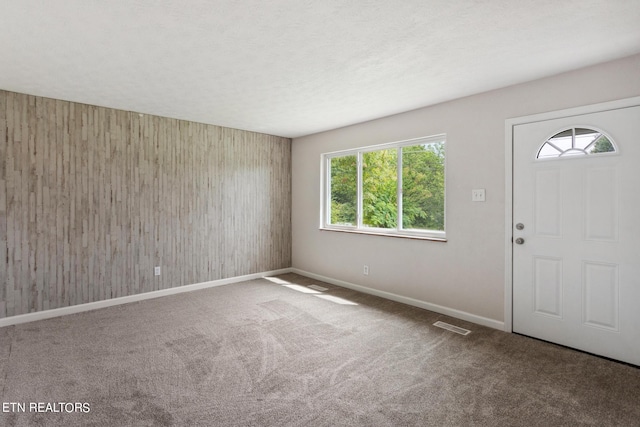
left=0, top=90, right=292, bottom=318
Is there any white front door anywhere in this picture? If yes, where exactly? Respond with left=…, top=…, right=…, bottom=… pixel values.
left=513, top=105, right=640, bottom=366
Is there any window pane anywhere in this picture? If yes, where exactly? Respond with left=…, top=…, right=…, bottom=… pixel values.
left=402, top=142, right=445, bottom=231
left=587, top=134, right=615, bottom=154
left=329, top=155, right=357, bottom=226
left=574, top=128, right=600, bottom=150
left=538, top=143, right=562, bottom=158
left=547, top=132, right=572, bottom=151
left=362, top=149, right=397, bottom=229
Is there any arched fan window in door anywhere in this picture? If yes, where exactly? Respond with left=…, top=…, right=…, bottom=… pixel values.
left=537, top=127, right=616, bottom=159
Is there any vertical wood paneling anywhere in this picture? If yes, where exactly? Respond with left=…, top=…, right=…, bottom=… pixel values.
left=0, top=90, right=292, bottom=319
left=0, top=93, right=6, bottom=318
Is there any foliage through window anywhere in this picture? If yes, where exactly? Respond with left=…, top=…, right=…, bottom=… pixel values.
left=324, top=135, right=445, bottom=239
left=330, top=155, right=357, bottom=226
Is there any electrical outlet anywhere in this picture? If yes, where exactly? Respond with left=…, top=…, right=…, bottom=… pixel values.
left=363, top=265, right=369, bottom=276
left=472, top=189, right=486, bottom=202
left=154, top=266, right=161, bottom=276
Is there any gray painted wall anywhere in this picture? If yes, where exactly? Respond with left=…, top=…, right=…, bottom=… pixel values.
left=291, top=54, right=640, bottom=325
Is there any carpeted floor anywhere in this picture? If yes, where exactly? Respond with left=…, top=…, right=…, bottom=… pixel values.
left=0, top=273, right=639, bottom=426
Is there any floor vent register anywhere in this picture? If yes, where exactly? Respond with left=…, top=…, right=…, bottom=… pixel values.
left=433, top=321, right=471, bottom=336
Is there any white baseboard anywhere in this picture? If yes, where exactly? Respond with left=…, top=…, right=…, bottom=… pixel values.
left=1, top=267, right=505, bottom=331
left=290, top=268, right=505, bottom=331
left=0, top=268, right=293, bottom=328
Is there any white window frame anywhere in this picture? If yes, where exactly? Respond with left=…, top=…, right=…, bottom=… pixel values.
left=321, top=134, right=446, bottom=241
left=536, top=126, right=618, bottom=160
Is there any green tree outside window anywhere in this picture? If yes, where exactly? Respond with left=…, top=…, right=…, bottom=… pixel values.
left=328, top=140, right=445, bottom=233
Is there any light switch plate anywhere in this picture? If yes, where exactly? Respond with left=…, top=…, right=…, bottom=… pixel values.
left=472, top=189, right=486, bottom=202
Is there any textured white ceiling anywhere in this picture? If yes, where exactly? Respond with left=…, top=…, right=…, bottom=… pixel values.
left=1, top=1, right=639, bottom=138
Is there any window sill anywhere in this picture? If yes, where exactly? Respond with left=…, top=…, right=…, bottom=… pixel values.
left=320, top=227, right=447, bottom=242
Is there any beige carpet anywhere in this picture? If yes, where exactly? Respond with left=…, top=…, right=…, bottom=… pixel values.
left=1, top=273, right=639, bottom=426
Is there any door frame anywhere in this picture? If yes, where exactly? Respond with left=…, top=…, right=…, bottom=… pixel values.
left=503, top=96, right=640, bottom=333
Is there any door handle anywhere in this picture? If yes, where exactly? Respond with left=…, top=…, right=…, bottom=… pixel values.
left=515, top=237, right=525, bottom=245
